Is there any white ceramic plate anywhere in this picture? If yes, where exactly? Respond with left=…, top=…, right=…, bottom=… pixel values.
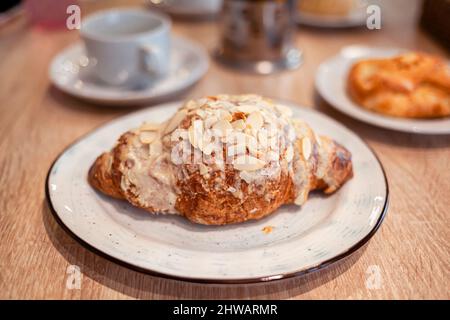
left=49, top=36, right=209, bottom=106
left=316, top=46, right=450, bottom=135
left=46, top=101, right=388, bottom=283
left=296, top=10, right=366, bottom=28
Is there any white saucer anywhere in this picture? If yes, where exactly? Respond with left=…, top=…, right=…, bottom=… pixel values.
left=49, top=36, right=209, bottom=106
left=46, top=100, right=388, bottom=283
left=315, top=45, right=450, bottom=135
left=296, top=10, right=367, bottom=28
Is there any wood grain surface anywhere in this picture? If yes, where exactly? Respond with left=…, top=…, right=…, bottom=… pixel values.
left=0, top=0, right=449, bottom=299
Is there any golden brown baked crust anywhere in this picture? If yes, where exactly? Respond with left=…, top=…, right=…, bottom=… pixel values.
left=88, top=95, right=353, bottom=225
left=175, top=165, right=295, bottom=225
left=88, top=152, right=123, bottom=200
left=348, top=52, right=450, bottom=118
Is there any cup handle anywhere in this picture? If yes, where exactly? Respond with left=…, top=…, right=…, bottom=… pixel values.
left=140, top=44, right=166, bottom=76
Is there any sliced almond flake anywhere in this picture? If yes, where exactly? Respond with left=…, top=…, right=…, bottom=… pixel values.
left=268, top=135, right=279, bottom=149
left=198, top=163, right=209, bottom=175
left=257, top=130, right=268, bottom=150
left=170, top=128, right=189, bottom=141
left=275, top=104, right=293, bottom=117
left=197, top=98, right=208, bottom=106
left=292, top=119, right=310, bottom=137
left=185, top=100, right=198, bottom=110
left=234, top=104, right=259, bottom=114
left=237, top=94, right=262, bottom=103
left=188, top=127, right=196, bottom=148
left=227, top=143, right=246, bottom=157
left=162, top=135, right=171, bottom=146
left=233, top=155, right=266, bottom=171
left=218, top=101, right=235, bottom=109
left=244, top=127, right=253, bottom=136
left=202, top=143, right=215, bottom=155
left=217, top=109, right=232, bottom=121
left=302, top=137, right=312, bottom=160
left=204, top=116, right=218, bottom=129
left=196, top=109, right=206, bottom=118
left=285, top=145, right=294, bottom=162
left=139, top=131, right=158, bottom=144
left=168, top=193, right=177, bottom=207
left=163, top=109, right=187, bottom=135
left=232, top=189, right=244, bottom=200
left=261, top=110, right=276, bottom=122
left=220, top=135, right=229, bottom=144
left=294, top=190, right=307, bottom=206
left=212, top=119, right=232, bottom=137
left=215, top=160, right=225, bottom=171
left=231, top=119, right=246, bottom=130
left=264, top=123, right=278, bottom=138
left=188, top=120, right=204, bottom=149
left=216, top=94, right=230, bottom=100
left=248, top=145, right=261, bottom=158
left=246, top=111, right=264, bottom=131
left=314, top=131, right=322, bottom=147
left=226, top=132, right=252, bottom=146
left=200, top=129, right=213, bottom=146
left=253, top=127, right=262, bottom=140
left=267, top=150, right=280, bottom=162
left=287, top=126, right=297, bottom=141
left=140, top=122, right=160, bottom=131
left=149, top=140, right=163, bottom=157
left=239, top=171, right=254, bottom=184
left=246, top=135, right=259, bottom=156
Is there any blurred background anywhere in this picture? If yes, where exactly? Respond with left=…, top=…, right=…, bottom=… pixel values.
left=1, top=0, right=448, bottom=104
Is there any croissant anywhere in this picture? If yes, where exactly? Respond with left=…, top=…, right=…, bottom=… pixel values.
left=89, top=95, right=353, bottom=225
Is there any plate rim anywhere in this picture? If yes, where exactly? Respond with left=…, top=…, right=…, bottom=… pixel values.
left=45, top=101, right=389, bottom=284
left=49, top=36, right=209, bottom=106
left=315, top=46, right=450, bottom=135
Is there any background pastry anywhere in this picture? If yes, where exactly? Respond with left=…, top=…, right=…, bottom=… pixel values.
left=348, top=52, right=450, bottom=118
left=298, top=0, right=358, bottom=16
left=89, top=95, right=353, bottom=225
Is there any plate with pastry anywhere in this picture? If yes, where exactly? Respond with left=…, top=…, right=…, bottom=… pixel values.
left=46, top=94, right=388, bottom=283
left=316, top=46, right=450, bottom=134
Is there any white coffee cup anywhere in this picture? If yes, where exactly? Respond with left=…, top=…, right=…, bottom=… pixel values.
left=80, top=8, right=171, bottom=86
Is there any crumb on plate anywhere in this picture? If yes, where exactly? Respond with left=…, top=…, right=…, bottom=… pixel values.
left=262, top=226, right=274, bottom=234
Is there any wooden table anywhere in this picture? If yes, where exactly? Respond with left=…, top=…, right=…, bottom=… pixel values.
left=1, top=0, right=448, bottom=299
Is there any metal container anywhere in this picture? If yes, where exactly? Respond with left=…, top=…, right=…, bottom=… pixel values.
left=215, top=0, right=302, bottom=74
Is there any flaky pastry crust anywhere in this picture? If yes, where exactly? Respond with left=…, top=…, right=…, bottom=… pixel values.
left=348, top=52, right=450, bottom=118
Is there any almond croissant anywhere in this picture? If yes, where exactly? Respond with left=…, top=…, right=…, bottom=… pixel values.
left=89, top=95, right=353, bottom=225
